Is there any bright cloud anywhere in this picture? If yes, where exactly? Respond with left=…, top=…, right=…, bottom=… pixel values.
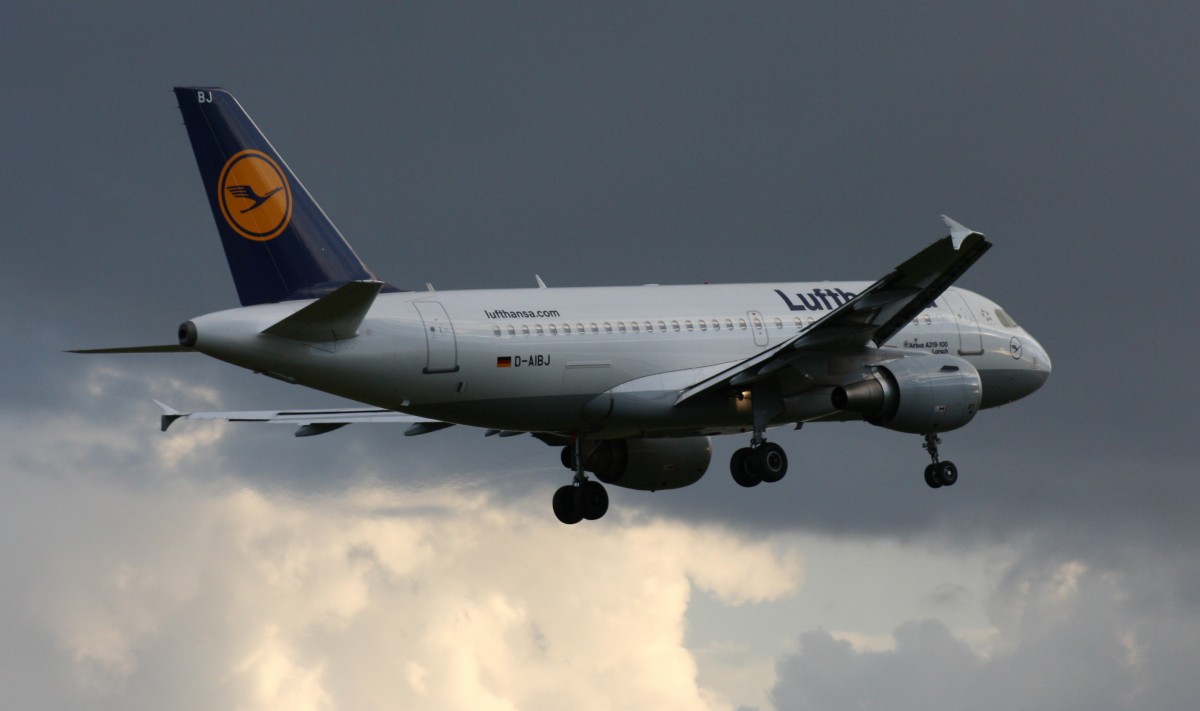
left=2, top=428, right=804, bottom=711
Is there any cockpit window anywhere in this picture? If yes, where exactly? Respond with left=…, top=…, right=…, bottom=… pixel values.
left=995, top=308, right=1019, bottom=328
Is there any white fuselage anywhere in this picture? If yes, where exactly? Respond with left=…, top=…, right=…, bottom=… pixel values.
left=189, top=281, right=1050, bottom=438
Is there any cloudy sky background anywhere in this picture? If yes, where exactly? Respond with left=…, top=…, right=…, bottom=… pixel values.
left=4, top=3, right=1199, bottom=709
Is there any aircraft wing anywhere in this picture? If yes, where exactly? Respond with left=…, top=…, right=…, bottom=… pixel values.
left=154, top=400, right=450, bottom=437
left=674, top=216, right=991, bottom=405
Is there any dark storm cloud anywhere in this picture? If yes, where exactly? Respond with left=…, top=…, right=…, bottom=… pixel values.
left=770, top=549, right=1200, bottom=710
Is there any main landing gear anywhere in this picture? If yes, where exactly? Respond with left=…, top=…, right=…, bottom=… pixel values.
left=922, top=433, right=958, bottom=489
left=730, top=439, right=788, bottom=487
left=553, top=438, right=609, bottom=524
left=730, top=382, right=789, bottom=488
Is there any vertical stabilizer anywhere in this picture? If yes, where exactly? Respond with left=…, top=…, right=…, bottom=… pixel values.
left=174, top=87, right=383, bottom=305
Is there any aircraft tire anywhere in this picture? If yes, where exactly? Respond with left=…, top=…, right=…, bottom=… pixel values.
left=924, top=464, right=943, bottom=489
left=755, top=443, right=788, bottom=483
left=580, top=481, right=609, bottom=521
left=936, top=461, right=958, bottom=487
left=561, top=446, right=575, bottom=470
left=731, top=447, right=760, bottom=488
left=553, top=485, right=583, bottom=525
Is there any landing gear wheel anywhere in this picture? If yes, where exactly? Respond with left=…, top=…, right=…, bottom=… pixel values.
left=730, top=447, right=760, bottom=488
left=552, top=485, right=583, bottom=525
left=580, top=481, right=609, bottom=521
left=560, top=446, right=575, bottom=470
left=936, top=461, right=958, bottom=487
left=924, top=463, right=943, bottom=489
left=755, top=442, right=788, bottom=483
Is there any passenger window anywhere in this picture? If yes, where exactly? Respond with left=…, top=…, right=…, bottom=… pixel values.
left=699, top=320, right=707, bottom=331
left=548, top=324, right=557, bottom=335
left=724, top=319, right=734, bottom=330
left=773, top=317, right=783, bottom=329
left=807, top=317, right=815, bottom=325
left=672, top=320, right=680, bottom=332
left=645, top=321, right=654, bottom=332
left=658, top=321, right=666, bottom=332
left=630, top=322, right=639, bottom=333
left=794, top=317, right=802, bottom=327
left=752, top=318, right=762, bottom=329
left=711, top=319, right=719, bottom=331
left=738, top=319, right=747, bottom=330
left=685, top=320, right=694, bottom=332
left=590, top=323, right=599, bottom=334
left=492, top=325, right=501, bottom=336
left=562, top=323, right=571, bottom=334
left=618, top=322, right=626, bottom=333
left=923, top=314, right=932, bottom=325
left=521, top=325, right=530, bottom=336
left=535, top=324, right=544, bottom=335
left=576, top=323, right=584, bottom=334
left=604, top=322, right=612, bottom=333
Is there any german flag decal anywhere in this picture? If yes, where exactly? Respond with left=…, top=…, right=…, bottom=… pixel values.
left=496, top=356, right=512, bottom=368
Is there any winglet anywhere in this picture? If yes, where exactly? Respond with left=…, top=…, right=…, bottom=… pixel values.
left=941, top=215, right=983, bottom=250
left=153, top=400, right=184, bottom=432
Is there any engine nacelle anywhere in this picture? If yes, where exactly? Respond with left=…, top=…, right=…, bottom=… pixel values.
left=583, top=436, right=712, bottom=491
left=831, top=355, right=982, bottom=434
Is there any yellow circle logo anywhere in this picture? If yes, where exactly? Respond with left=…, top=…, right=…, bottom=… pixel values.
left=218, top=150, right=293, bottom=241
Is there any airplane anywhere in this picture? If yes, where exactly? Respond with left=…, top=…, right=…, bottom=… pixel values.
left=75, top=87, right=1051, bottom=524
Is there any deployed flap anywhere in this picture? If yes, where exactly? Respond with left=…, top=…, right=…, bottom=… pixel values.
left=261, top=280, right=383, bottom=342
left=154, top=399, right=442, bottom=437
left=675, top=219, right=991, bottom=405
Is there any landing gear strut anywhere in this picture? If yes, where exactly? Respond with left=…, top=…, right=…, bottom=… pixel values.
left=553, top=437, right=609, bottom=524
left=922, top=433, right=958, bottom=489
left=730, top=383, right=789, bottom=488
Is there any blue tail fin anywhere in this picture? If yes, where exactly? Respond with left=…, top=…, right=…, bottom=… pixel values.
left=174, top=87, right=389, bottom=305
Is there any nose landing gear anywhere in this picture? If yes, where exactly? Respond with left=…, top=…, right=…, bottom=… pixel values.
left=922, top=433, right=958, bottom=488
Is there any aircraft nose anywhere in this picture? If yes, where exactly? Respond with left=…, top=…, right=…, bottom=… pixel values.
left=1025, top=333, right=1052, bottom=385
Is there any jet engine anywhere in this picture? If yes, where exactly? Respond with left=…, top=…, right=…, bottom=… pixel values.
left=579, top=436, right=712, bottom=491
left=831, top=355, right=982, bottom=434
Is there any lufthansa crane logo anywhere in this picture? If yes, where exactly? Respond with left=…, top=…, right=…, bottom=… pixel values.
left=218, top=150, right=293, bottom=241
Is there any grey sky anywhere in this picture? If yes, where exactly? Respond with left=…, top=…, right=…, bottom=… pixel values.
left=3, top=2, right=1199, bottom=709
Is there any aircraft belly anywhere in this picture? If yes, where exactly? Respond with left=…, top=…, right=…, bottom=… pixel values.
left=403, top=394, right=595, bottom=431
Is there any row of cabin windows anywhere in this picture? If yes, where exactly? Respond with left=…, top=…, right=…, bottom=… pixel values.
left=492, top=316, right=820, bottom=337
left=491, top=310, right=937, bottom=337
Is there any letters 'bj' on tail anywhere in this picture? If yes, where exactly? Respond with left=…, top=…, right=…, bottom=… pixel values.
left=174, top=87, right=387, bottom=306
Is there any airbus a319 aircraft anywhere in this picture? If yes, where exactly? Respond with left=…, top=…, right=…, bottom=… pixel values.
left=78, top=87, right=1051, bottom=524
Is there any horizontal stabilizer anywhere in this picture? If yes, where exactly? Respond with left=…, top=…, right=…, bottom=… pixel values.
left=261, top=280, right=383, bottom=342
left=70, top=345, right=193, bottom=354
